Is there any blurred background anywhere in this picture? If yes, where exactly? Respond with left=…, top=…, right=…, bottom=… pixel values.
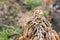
left=0, top=0, right=60, bottom=40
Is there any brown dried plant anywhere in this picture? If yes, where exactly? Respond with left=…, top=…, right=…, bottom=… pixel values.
left=18, top=9, right=60, bottom=40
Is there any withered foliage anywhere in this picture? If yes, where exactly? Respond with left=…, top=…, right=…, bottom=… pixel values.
left=18, top=9, right=60, bottom=40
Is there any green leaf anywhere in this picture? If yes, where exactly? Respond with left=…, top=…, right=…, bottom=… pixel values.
left=43, top=11, right=49, bottom=17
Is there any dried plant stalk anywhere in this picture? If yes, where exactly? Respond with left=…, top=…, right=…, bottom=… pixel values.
left=18, top=9, right=60, bottom=40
